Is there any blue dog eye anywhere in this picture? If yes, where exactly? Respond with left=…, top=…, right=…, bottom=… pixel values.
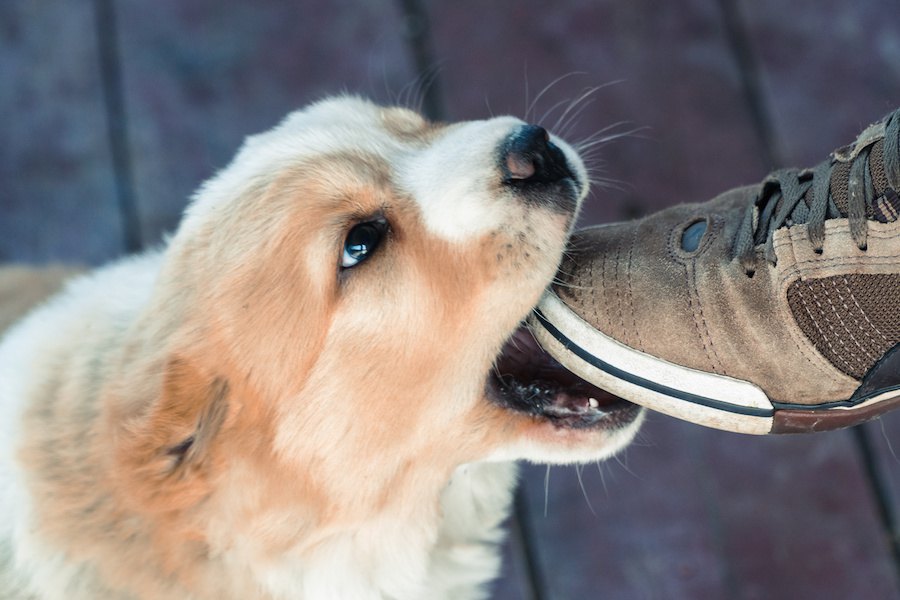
left=342, top=219, right=388, bottom=268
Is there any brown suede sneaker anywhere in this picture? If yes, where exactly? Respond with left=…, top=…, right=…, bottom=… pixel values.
left=529, top=108, right=900, bottom=434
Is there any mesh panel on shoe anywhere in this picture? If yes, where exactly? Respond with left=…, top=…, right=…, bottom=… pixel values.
left=787, top=274, right=900, bottom=379
left=870, top=143, right=888, bottom=197
left=829, top=161, right=852, bottom=216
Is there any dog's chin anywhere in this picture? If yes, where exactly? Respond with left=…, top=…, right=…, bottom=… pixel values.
left=485, top=318, right=643, bottom=457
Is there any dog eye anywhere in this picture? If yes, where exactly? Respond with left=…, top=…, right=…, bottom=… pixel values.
left=341, top=218, right=388, bottom=268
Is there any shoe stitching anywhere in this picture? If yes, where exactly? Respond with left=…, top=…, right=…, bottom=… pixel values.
left=771, top=222, right=900, bottom=253
left=772, top=224, right=900, bottom=250
left=684, top=263, right=707, bottom=363
left=798, top=281, right=862, bottom=375
left=764, top=227, right=842, bottom=390
left=780, top=279, right=862, bottom=390
left=784, top=309, right=833, bottom=376
left=831, top=276, right=883, bottom=360
left=664, top=214, right=727, bottom=372
left=696, top=262, right=726, bottom=374
left=625, top=227, right=643, bottom=352
left=587, top=245, right=598, bottom=330
left=820, top=279, right=870, bottom=373
left=791, top=255, right=900, bottom=267
left=613, top=238, right=626, bottom=346
left=779, top=259, right=858, bottom=390
left=773, top=230, right=900, bottom=255
left=685, top=261, right=722, bottom=374
left=838, top=275, right=893, bottom=373
left=778, top=255, right=900, bottom=288
left=783, top=287, right=843, bottom=384
left=778, top=230, right=858, bottom=383
left=598, top=242, right=611, bottom=335
left=664, top=223, right=682, bottom=263
left=735, top=108, right=900, bottom=271
left=830, top=277, right=878, bottom=370
left=843, top=275, right=890, bottom=343
left=819, top=280, right=867, bottom=373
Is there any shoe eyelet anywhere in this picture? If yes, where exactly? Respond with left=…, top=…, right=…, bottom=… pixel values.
left=672, top=216, right=717, bottom=261
left=680, top=219, right=708, bottom=253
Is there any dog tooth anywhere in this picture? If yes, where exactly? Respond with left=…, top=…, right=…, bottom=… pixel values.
left=588, top=397, right=599, bottom=409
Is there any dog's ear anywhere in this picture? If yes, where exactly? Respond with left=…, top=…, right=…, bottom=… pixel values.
left=116, top=357, right=232, bottom=513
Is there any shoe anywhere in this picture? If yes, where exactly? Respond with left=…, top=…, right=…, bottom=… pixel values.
left=529, top=108, right=900, bottom=434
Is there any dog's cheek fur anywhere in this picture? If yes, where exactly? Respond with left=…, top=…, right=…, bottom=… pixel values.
left=114, top=359, right=232, bottom=514
left=263, top=207, right=554, bottom=532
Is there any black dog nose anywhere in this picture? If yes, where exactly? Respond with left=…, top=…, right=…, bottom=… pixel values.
left=501, top=124, right=573, bottom=185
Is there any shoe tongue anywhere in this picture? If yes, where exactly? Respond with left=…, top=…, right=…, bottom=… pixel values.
left=790, top=137, right=899, bottom=225
left=866, top=142, right=900, bottom=222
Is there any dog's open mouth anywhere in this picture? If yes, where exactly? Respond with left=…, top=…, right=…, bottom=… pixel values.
left=487, top=321, right=641, bottom=429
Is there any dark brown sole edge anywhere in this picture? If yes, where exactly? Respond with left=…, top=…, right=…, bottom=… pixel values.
left=771, top=394, right=900, bottom=433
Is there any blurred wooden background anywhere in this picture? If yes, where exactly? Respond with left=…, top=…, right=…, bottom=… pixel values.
left=2, top=1, right=900, bottom=598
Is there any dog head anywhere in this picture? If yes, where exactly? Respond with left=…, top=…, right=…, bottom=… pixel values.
left=114, top=95, right=642, bottom=551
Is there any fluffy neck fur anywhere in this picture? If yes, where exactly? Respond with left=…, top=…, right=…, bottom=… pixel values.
left=0, top=255, right=517, bottom=599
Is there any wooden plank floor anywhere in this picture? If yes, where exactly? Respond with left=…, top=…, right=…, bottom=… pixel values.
left=3, top=1, right=900, bottom=598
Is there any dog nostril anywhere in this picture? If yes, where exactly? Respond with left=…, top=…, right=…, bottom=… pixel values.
left=502, top=124, right=570, bottom=185
left=506, top=150, right=537, bottom=180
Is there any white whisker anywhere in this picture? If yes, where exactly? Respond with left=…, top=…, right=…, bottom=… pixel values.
left=880, top=418, right=899, bottom=463
left=525, top=71, right=586, bottom=122
left=543, top=465, right=552, bottom=517
left=575, top=465, right=596, bottom=516
left=555, top=88, right=609, bottom=138
left=596, top=461, right=610, bottom=498
left=538, top=97, right=574, bottom=128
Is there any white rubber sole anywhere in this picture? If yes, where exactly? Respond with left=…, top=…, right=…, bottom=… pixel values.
left=529, top=292, right=776, bottom=435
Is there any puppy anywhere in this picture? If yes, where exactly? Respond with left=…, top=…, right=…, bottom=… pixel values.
left=0, top=97, right=642, bottom=599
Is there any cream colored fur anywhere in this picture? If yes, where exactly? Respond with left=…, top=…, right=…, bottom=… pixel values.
left=0, top=97, right=641, bottom=599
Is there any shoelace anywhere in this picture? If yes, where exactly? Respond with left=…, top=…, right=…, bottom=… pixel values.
left=733, top=108, right=900, bottom=277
